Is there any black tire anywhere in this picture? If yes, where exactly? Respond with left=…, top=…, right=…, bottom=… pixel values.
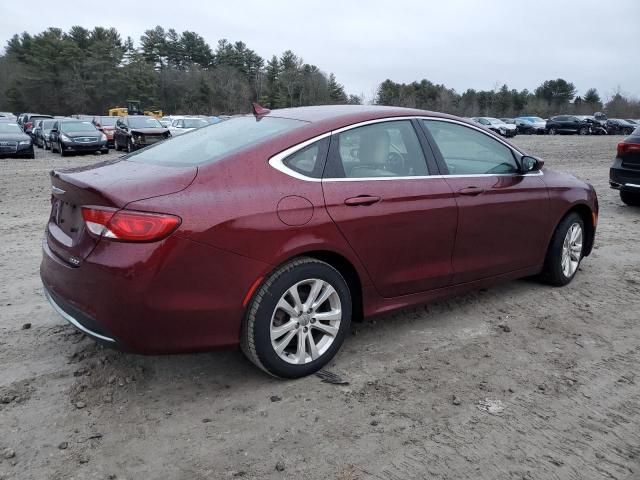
left=241, top=257, right=352, bottom=378
left=114, top=137, right=121, bottom=151
left=540, top=212, right=585, bottom=286
left=127, top=138, right=133, bottom=153
left=578, top=127, right=588, bottom=135
left=548, top=128, right=557, bottom=135
left=59, top=142, right=67, bottom=157
left=620, top=190, right=640, bottom=206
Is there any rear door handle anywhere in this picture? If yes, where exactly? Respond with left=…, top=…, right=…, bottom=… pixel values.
left=344, top=195, right=381, bottom=206
left=457, top=186, right=485, bottom=196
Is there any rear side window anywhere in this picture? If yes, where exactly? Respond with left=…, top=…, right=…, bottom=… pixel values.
left=130, top=116, right=307, bottom=167
left=325, top=120, right=429, bottom=178
left=282, top=138, right=329, bottom=179
left=422, top=120, right=518, bottom=175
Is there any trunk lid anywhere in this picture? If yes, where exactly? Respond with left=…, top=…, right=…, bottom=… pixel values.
left=46, top=158, right=196, bottom=265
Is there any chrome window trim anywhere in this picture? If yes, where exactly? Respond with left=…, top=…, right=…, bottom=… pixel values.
left=268, top=116, right=532, bottom=182
left=625, top=183, right=640, bottom=189
left=44, top=289, right=115, bottom=343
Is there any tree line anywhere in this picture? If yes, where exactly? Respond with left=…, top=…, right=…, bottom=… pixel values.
left=0, top=26, right=359, bottom=116
left=0, top=26, right=638, bottom=119
left=376, top=78, right=640, bottom=118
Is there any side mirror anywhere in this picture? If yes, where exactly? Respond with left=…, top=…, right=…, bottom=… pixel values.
left=521, top=155, right=544, bottom=172
left=51, top=128, right=58, bottom=133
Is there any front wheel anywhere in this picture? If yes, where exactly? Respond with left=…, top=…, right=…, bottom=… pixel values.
left=59, top=142, right=67, bottom=157
left=578, top=127, right=588, bottom=135
left=621, top=190, right=640, bottom=206
left=540, top=212, right=585, bottom=286
left=548, top=128, right=557, bottom=135
left=241, top=257, right=352, bottom=378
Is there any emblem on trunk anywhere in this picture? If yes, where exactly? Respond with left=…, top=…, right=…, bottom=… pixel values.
left=52, top=186, right=66, bottom=195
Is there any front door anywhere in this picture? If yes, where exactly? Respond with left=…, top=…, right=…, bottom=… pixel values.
left=322, top=119, right=458, bottom=298
left=421, top=119, right=549, bottom=284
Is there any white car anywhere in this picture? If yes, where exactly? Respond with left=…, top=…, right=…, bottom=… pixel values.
left=168, top=117, right=209, bottom=136
left=471, top=117, right=517, bottom=137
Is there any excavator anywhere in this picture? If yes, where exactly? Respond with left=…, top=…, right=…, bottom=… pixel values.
left=108, top=100, right=163, bottom=119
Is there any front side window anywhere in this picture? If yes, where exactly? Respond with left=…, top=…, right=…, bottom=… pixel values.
left=326, top=120, right=428, bottom=178
left=422, top=120, right=518, bottom=175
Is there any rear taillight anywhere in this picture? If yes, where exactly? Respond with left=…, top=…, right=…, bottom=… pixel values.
left=81, top=207, right=181, bottom=242
left=25, top=122, right=33, bottom=130
left=617, top=142, right=640, bottom=156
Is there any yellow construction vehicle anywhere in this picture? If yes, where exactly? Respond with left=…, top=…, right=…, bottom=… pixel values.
left=108, top=100, right=163, bottom=119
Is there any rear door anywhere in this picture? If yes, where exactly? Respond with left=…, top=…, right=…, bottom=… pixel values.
left=322, top=118, right=458, bottom=297
left=421, top=119, right=549, bottom=284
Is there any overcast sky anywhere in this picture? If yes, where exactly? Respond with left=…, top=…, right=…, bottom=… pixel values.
left=1, top=0, right=639, bottom=102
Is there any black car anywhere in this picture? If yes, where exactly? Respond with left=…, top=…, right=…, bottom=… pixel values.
left=35, top=119, right=58, bottom=150
left=610, top=126, right=640, bottom=206
left=606, top=119, right=636, bottom=136
left=0, top=122, right=34, bottom=158
left=50, top=119, right=108, bottom=157
left=114, top=115, right=170, bottom=152
left=546, top=115, right=590, bottom=135
left=18, top=113, right=53, bottom=138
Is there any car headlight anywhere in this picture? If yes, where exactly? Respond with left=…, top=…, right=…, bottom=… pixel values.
left=44, top=133, right=50, bottom=140
left=100, top=133, right=107, bottom=142
left=19, top=140, right=31, bottom=145
left=130, top=135, right=137, bottom=143
left=60, top=134, right=71, bottom=142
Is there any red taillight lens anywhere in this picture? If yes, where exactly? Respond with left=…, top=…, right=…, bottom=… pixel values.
left=82, top=207, right=181, bottom=242
left=25, top=122, right=33, bottom=129
left=617, top=142, right=640, bottom=156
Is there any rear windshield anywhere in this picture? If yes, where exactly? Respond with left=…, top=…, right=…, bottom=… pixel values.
left=98, top=117, right=118, bottom=126
left=129, top=117, right=162, bottom=129
left=61, top=121, right=97, bottom=132
left=129, top=116, right=307, bottom=167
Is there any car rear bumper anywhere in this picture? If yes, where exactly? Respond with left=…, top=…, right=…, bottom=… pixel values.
left=40, top=233, right=271, bottom=353
left=610, top=160, right=640, bottom=190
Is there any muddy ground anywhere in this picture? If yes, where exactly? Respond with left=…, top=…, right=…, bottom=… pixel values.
left=1, top=135, right=639, bottom=480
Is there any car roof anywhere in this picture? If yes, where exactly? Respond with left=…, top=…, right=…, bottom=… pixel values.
left=262, top=105, right=459, bottom=130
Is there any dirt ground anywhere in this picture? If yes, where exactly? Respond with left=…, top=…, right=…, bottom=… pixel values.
left=1, top=135, right=639, bottom=480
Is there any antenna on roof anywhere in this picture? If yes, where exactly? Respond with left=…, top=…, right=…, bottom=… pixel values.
left=252, top=102, right=270, bottom=116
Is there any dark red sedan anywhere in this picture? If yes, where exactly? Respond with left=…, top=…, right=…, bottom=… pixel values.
left=41, top=105, right=598, bottom=378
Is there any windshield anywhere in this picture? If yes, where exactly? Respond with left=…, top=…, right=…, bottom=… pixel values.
left=61, top=121, right=98, bottom=132
left=129, top=116, right=163, bottom=129
left=183, top=118, right=208, bottom=129
left=129, top=116, right=307, bottom=167
left=486, top=118, right=505, bottom=125
left=97, top=117, right=118, bottom=126
left=0, top=123, right=22, bottom=134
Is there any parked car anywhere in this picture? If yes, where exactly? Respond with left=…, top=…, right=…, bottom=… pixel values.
left=114, top=115, right=170, bottom=152
left=18, top=113, right=53, bottom=138
left=471, top=117, right=517, bottom=137
left=500, top=118, right=516, bottom=124
left=92, top=116, right=119, bottom=147
left=0, top=122, right=34, bottom=158
left=40, top=105, right=598, bottom=378
left=610, top=126, right=640, bottom=206
left=545, top=115, right=590, bottom=135
left=50, top=119, right=108, bottom=156
left=36, top=119, right=58, bottom=149
left=168, top=117, right=209, bottom=136
left=32, top=120, right=43, bottom=147
left=606, top=119, right=636, bottom=136
left=0, top=112, right=17, bottom=121
left=515, top=116, right=547, bottom=135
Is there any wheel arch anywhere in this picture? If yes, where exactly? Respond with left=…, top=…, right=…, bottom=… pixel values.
left=560, top=203, right=595, bottom=257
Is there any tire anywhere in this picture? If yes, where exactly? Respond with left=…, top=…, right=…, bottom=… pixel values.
left=241, top=257, right=352, bottom=378
left=578, top=127, right=588, bottom=135
left=548, top=128, right=557, bottom=135
left=59, top=142, right=67, bottom=157
left=115, top=137, right=122, bottom=151
left=127, top=138, right=133, bottom=153
left=540, top=212, right=585, bottom=286
left=620, top=190, right=640, bottom=206
left=43, top=140, right=49, bottom=150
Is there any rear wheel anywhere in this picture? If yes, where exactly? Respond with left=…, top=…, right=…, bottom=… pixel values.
left=621, top=190, right=640, bottom=206
left=578, top=127, right=588, bottom=135
left=548, top=128, right=557, bottom=135
left=59, top=142, right=68, bottom=157
left=540, top=212, right=584, bottom=286
left=241, top=257, right=352, bottom=378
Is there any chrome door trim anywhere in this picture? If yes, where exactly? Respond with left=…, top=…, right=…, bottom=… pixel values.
left=268, top=116, right=533, bottom=182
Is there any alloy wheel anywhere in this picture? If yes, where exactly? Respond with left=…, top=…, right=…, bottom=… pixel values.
left=270, top=278, right=342, bottom=365
left=561, top=223, right=583, bottom=278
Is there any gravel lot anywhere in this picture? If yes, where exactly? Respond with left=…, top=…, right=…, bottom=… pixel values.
left=1, top=135, right=639, bottom=480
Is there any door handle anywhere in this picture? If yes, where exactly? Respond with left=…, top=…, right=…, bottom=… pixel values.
left=344, top=195, right=381, bottom=206
left=457, top=186, right=485, bottom=196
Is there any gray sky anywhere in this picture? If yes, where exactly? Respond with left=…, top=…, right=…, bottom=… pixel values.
left=1, top=0, right=639, bottom=102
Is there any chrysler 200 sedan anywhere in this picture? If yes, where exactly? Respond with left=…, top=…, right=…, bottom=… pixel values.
left=41, top=105, right=598, bottom=378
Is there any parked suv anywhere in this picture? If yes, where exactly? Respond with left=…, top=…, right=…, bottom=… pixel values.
left=114, top=115, right=170, bottom=152
left=546, top=115, right=589, bottom=135
left=50, top=119, right=108, bottom=156
left=610, top=126, right=640, bottom=206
